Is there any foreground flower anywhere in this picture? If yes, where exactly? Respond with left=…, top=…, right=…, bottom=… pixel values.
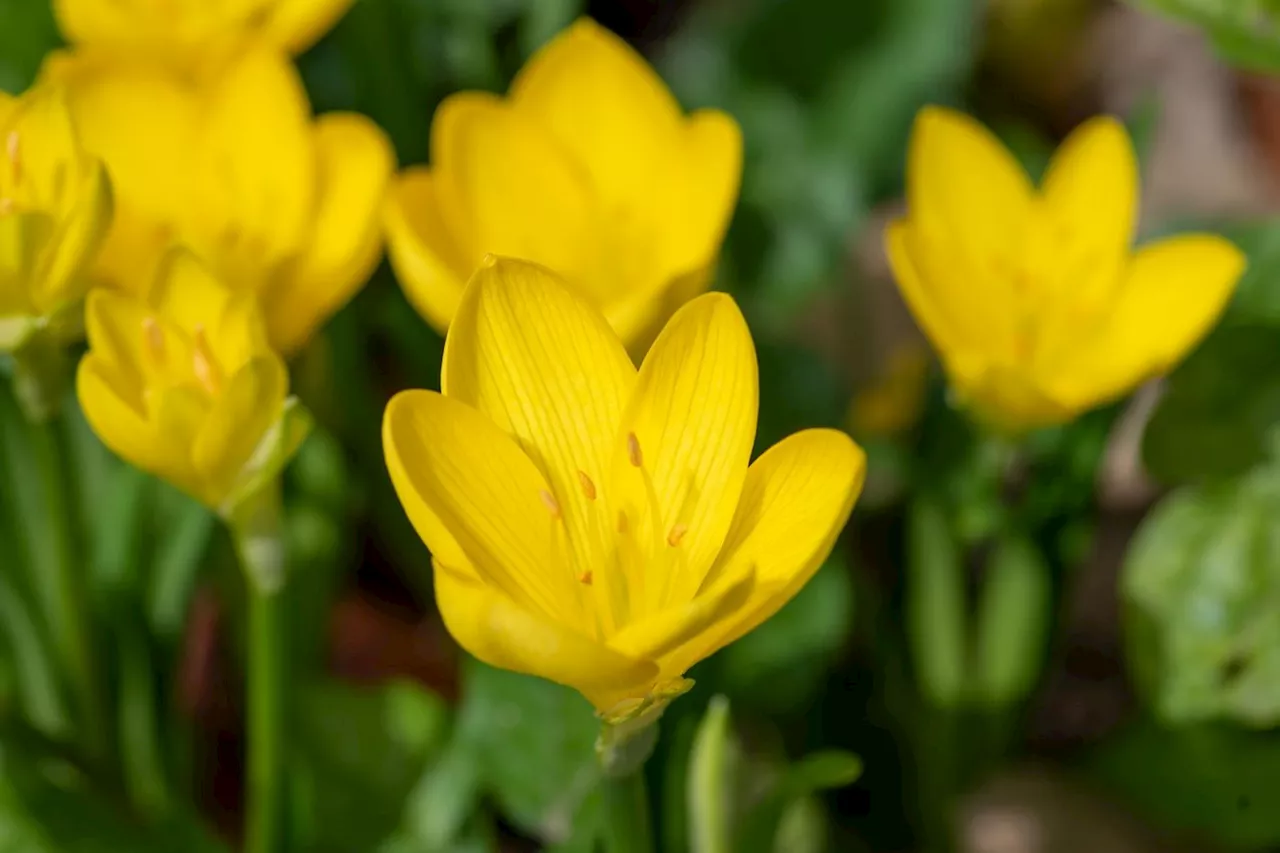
left=43, top=47, right=394, bottom=354
left=52, top=0, right=356, bottom=75
left=78, top=249, right=308, bottom=513
left=0, top=84, right=111, bottom=353
left=886, top=107, right=1246, bottom=431
left=384, top=257, right=865, bottom=718
left=383, top=18, right=742, bottom=347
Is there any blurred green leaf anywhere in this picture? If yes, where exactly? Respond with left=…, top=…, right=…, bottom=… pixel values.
left=293, top=679, right=449, bottom=853
left=1222, top=219, right=1280, bottom=324
left=906, top=498, right=967, bottom=709
left=973, top=536, right=1051, bottom=708
left=1088, top=719, right=1280, bottom=849
left=739, top=750, right=862, bottom=853
left=1123, top=461, right=1280, bottom=727
left=717, top=558, right=853, bottom=712
left=1143, top=324, right=1280, bottom=485
left=688, top=696, right=734, bottom=853
left=0, top=0, right=61, bottom=94
left=1130, top=0, right=1280, bottom=72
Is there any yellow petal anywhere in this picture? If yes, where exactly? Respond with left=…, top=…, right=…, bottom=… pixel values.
left=149, top=383, right=211, bottom=500
left=383, top=389, right=584, bottom=629
left=663, top=110, right=742, bottom=277
left=77, top=356, right=156, bottom=475
left=443, top=256, right=637, bottom=630
left=1051, top=234, right=1245, bottom=410
left=266, top=112, right=394, bottom=354
left=45, top=51, right=200, bottom=293
left=383, top=167, right=471, bottom=333
left=0, top=213, right=51, bottom=317
left=608, top=566, right=755, bottom=681
left=510, top=18, right=682, bottom=209
left=149, top=249, right=270, bottom=370
left=431, top=92, right=595, bottom=284
left=611, top=292, right=758, bottom=614
left=33, top=160, right=112, bottom=313
left=682, top=429, right=864, bottom=673
left=193, top=356, right=288, bottom=503
left=1039, top=115, right=1136, bottom=265
left=907, top=106, right=1032, bottom=262
left=188, top=48, right=314, bottom=273
left=83, top=287, right=151, bottom=397
left=262, top=0, right=357, bottom=54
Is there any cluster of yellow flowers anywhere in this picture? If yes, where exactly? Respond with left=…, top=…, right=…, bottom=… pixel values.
left=1, top=3, right=1244, bottom=717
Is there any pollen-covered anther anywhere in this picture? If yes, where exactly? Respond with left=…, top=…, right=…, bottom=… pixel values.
left=667, top=523, right=688, bottom=547
left=142, top=316, right=165, bottom=360
left=577, top=469, right=597, bottom=501
left=627, top=432, right=644, bottom=468
left=577, top=570, right=593, bottom=586
left=539, top=488, right=562, bottom=519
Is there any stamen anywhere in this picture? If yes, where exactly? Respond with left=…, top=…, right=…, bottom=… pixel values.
left=667, top=523, right=688, bottom=547
left=578, top=570, right=593, bottom=586
left=5, top=131, right=19, bottom=184
left=577, top=469, right=597, bottom=501
left=627, top=432, right=643, bottom=468
left=539, top=488, right=562, bottom=519
left=142, top=317, right=165, bottom=360
left=191, top=325, right=223, bottom=395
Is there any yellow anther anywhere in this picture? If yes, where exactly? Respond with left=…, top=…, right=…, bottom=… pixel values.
left=142, top=317, right=165, bottom=360
left=5, top=131, right=19, bottom=183
left=577, top=469, right=597, bottom=501
left=578, top=570, right=593, bottom=586
left=539, top=488, right=562, bottom=519
left=616, top=509, right=629, bottom=534
left=191, top=325, right=223, bottom=395
left=667, top=523, right=688, bottom=547
left=627, top=432, right=643, bottom=468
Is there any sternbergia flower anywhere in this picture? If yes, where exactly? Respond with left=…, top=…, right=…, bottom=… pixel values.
left=886, top=107, right=1246, bottom=431
left=0, top=84, right=110, bottom=353
left=383, top=257, right=865, bottom=724
left=52, top=0, right=356, bottom=75
left=78, top=249, right=308, bottom=515
left=383, top=19, right=742, bottom=348
left=43, top=47, right=393, bottom=355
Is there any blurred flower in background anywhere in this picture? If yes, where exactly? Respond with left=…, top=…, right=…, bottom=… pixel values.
left=384, top=257, right=864, bottom=715
left=886, top=106, right=1246, bottom=431
left=51, top=0, right=357, bottom=77
left=0, top=82, right=110, bottom=352
left=78, top=249, right=307, bottom=512
left=41, top=46, right=393, bottom=354
left=383, top=18, right=743, bottom=348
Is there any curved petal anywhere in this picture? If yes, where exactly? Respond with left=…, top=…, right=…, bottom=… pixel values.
left=383, top=389, right=586, bottom=629
left=1039, top=115, right=1136, bottom=266
left=608, top=565, right=754, bottom=681
left=431, top=91, right=595, bottom=284
left=1051, top=234, right=1245, bottom=410
left=188, top=48, right=315, bottom=273
left=383, top=167, right=470, bottom=333
left=77, top=356, right=157, bottom=477
left=677, top=429, right=864, bottom=674
left=664, top=109, right=742, bottom=276
left=907, top=106, right=1032, bottom=264
left=435, top=562, right=657, bottom=710
left=34, top=160, right=112, bottom=313
left=263, top=0, right=357, bottom=54
left=193, top=356, right=288, bottom=502
left=50, top=0, right=132, bottom=49
left=610, top=292, right=758, bottom=615
left=510, top=18, right=682, bottom=205
left=266, top=112, right=394, bottom=354
left=443, top=257, right=637, bottom=629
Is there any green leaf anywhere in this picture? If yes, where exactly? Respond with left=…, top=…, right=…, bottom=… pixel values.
left=688, top=696, right=734, bottom=853
left=738, top=750, right=862, bottom=853
left=973, top=536, right=1052, bottom=708
left=905, top=498, right=967, bottom=708
left=1122, top=462, right=1280, bottom=727
left=0, top=0, right=61, bottom=94
left=1222, top=219, right=1280, bottom=324
left=1129, top=0, right=1280, bottom=72
left=1142, top=323, right=1280, bottom=485
left=717, top=558, right=853, bottom=712
left=1088, top=719, right=1280, bottom=849
left=292, top=679, right=449, bottom=853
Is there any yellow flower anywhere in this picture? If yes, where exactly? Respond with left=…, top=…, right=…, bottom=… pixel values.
left=78, top=249, right=308, bottom=512
left=886, top=107, right=1247, bottom=431
left=383, top=257, right=865, bottom=717
left=43, top=47, right=394, bottom=355
left=383, top=18, right=742, bottom=347
left=0, top=84, right=111, bottom=351
left=52, top=0, right=355, bottom=76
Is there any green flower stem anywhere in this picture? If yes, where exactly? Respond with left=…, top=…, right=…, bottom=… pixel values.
left=28, top=408, right=105, bottom=762
left=602, top=769, right=655, bottom=853
left=231, top=483, right=287, bottom=853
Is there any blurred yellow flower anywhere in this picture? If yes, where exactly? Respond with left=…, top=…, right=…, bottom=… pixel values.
left=0, top=84, right=111, bottom=351
left=52, top=0, right=355, bottom=75
left=848, top=344, right=930, bottom=439
left=383, top=18, right=742, bottom=347
left=886, top=107, right=1246, bottom=431
left=43, top=47, right=394, bottom=355
left=383, top=257, right=865, bottom=717
left=78, top=249, right=308, bottom=513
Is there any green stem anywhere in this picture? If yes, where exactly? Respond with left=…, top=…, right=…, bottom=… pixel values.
left=602, top=769, right=654, bottom=853
left=28, top=411, right=105, bottom=761
left=231, top=485, right=287, bottom=853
